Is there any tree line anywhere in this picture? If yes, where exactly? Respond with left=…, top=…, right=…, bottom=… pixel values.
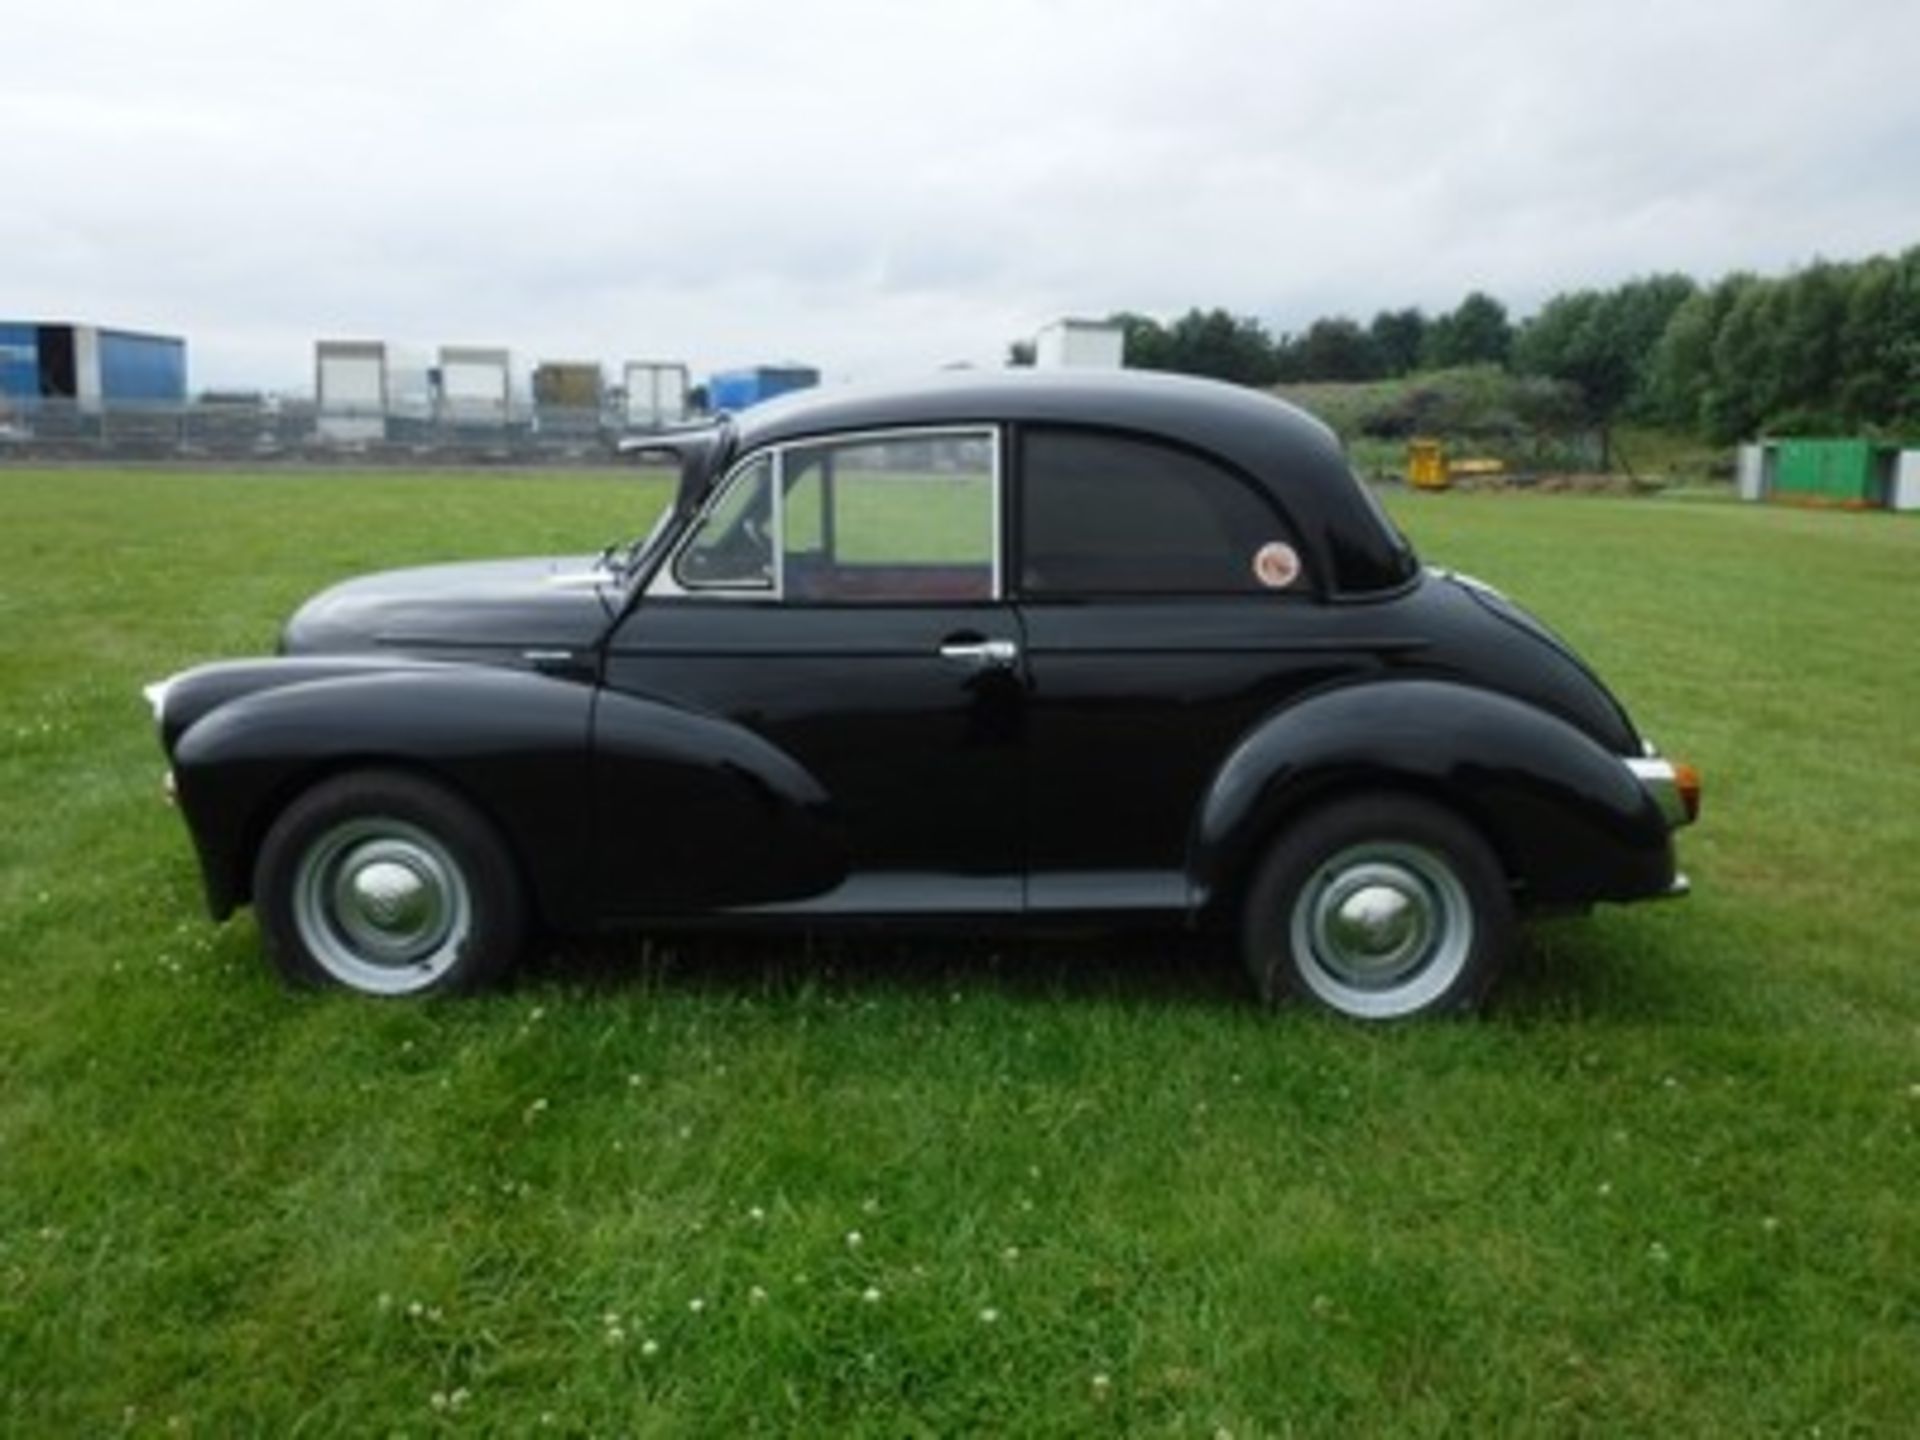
left=1015, top=243, right=1920, bottom=442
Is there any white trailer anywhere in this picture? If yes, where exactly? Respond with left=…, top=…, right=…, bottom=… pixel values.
left=437, top=346, right=512, bottom=425
left=1034, top=319, right=1124, bottom=370
left=315, top=340, right=387, bottom=442
left=623, top=361, right=691, bottom=428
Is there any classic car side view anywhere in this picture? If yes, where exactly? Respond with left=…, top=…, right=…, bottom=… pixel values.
left=144, top=371, right=1699, bottom=1019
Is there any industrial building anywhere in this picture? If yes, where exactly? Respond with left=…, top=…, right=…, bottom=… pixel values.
left=0, top=322, right=186, bottom=409
left=707, top=365, right=819, bottom=412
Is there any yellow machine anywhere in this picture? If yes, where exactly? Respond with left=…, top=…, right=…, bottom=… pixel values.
left=1407, top=437, right=1448, bottom=490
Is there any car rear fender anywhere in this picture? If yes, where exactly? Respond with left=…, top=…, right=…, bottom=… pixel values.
left=1190, top=678, right=1674, bottom=915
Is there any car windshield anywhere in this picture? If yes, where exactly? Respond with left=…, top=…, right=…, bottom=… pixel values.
left=599, top=504, right=681, bottom=587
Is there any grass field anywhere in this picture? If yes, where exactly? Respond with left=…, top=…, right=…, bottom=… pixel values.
left=1, top=467, right=1916, bottom=1435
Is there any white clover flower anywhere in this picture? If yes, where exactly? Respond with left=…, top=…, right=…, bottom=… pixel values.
left=429, top=1392, right=449, bottom=1412
left=450, top=1388, right=470, bottom=1411
left=605, top=1326, right=627, bottom=1346
left=862, top=1196, right=881, bottom=1216
left=1001, top=1246, right=1021, bottom=1263
left=862, top=1286, right=882, bottom=1304
left=748, top=1206, right=766, bottom=1224
left=845, top=1230, right=863, bottom=1249
left=628, top=1073, right=642, bottom=1088
left=640, top=1338, right=660, bottom=1358
left=978, top=1306, right=1000, bottom=1324
left=749, top=1285, right=769, bottom=1305
left=1091, top=1373, right=1112, bottom=1397
left=1762, top=1216, right=1781, bottom=1233
left=688, top=1297, right=706, bottom=1314
left=1647, top=1241, right=1671, bottom=1265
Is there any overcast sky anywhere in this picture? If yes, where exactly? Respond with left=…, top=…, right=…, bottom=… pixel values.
left=5, top=0, right=1918, bottom=391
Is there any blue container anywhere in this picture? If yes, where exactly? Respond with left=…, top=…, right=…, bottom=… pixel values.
left=707, top=365, right=819, bottom=412
left=0, top=322, right=40, bottom=402
left=98, top=329, right=187, bottom=403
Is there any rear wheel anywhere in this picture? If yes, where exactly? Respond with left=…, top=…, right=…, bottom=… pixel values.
left=1242, top=794, right=1512, bottom=1020
left=254, top=770, right=525, bottom=996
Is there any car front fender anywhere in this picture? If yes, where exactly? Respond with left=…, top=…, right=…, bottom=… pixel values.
left=164, top=661, right=845, bottom=927
left=1191, top=678, right=1675, bottom=913
left=169, top=664, right=598, bottom=924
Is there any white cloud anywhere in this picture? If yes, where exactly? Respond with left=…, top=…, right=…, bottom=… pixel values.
left=2, top=0, right=1916, bottom=390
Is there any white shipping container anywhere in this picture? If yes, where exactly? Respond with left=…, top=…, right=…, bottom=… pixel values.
left=73, top=325, right=102, bottom=411
left=438, top=346, right=512, bottom=424
left=1894, top=451, right=1920, bottom=512
left=624, top=361, right=690, bottom=427
left=316, top=341, right=387, bottom=442
left=1034, top=319, right=1123, bottom=370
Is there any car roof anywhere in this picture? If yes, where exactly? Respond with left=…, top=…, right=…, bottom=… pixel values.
left=719, top=370, right=1413, bottom=595
left=732, top=368, right=1337, bottom=469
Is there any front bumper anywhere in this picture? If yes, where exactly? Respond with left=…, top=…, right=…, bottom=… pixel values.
left=1625, top=751, right=1699, bottom=831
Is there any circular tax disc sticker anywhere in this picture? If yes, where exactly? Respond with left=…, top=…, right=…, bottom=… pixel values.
left=1252, top=540, right=1301, bottom=589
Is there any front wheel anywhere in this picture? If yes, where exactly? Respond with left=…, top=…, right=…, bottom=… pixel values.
left=1243, top=794, right=1513, bottom=1020
left=254, top=770, right=526, bottom=997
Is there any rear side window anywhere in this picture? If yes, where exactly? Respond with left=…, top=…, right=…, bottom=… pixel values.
left=1018, top=429, right=1304, bottom=596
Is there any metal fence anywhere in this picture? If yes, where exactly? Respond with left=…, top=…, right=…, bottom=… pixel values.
left=0, top=397, right=687, bottom=465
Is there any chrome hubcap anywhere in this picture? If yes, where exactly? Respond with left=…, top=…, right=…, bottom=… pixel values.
left=1288, top=842, right=1473, bottom=1018
left=293, top=819, right=471, bottom=994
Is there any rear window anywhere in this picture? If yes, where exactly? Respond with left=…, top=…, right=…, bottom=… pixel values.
left=1018, top=428, right=1304, bottom=596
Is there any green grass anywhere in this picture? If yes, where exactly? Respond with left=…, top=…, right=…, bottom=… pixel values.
left=2, top=468, right=1917, bottom=1435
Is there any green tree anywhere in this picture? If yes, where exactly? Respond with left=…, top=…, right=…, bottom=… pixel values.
left=1425, top=291, right=1513, bottom=369
left=1647, top=276, right=1750, bottom=429
left=1704, top=278, right=1777, bottom=442
left=1113, top=308, right=1282, bottom=385
left=1367, top=308, right=1427, bottom=376
left=1515, top=275, right=1695, bottom=463
left=1294, top=317, right=1382, bottom=381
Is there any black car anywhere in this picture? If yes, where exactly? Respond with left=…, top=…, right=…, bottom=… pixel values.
left=144, top=371, right=1698, bottom=1019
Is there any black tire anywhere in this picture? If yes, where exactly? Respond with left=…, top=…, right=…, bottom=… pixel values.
left=254, top=769, right=526, bottom=997
left=1242, top=793, right=1513, bottom=1021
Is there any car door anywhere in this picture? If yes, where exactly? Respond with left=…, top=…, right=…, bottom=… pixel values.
left=600, top=426, right=1026, bottom=917
left=1012, top=425, right=1342, bottom=914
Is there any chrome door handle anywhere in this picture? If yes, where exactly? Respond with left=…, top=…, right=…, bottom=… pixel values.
left=938, top=637, right=1019, bottom=668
